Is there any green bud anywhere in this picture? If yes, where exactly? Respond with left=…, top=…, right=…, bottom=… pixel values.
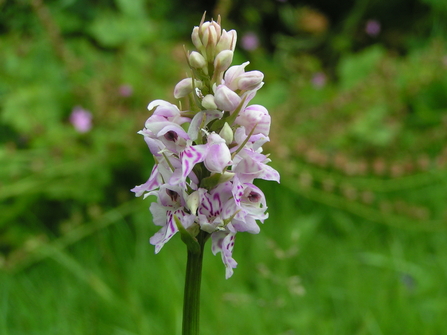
left=174, top=78, right=202, bottom=99
left=189, top=51, right=207, bottom=69
left=218, top=122, right=233, bottom=144
left=214, top=50, right=234, bottom=73
left=191, top=26, right=203, bottom=52
left=186, top=190, right=201, bottom=215
left=202, top=94, right=217, bottom=110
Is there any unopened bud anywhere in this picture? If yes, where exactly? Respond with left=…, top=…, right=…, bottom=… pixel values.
left=219, top=122, right=233, bottom=144
left=214, top=85, right=241, bottom=112
left=199, top=21, right=210, bottom=38
left=214, top=50, right=233, bottom=73
left=203, top=24, right=218, bottom=48
left=237, top=70, right=264, bottom=91
left=216, top=29, right=237, bottom=53
left=224, top=62, right=249, bottom=91
left=202, top=94, right=217, bottom=110
left=189, top=51, right=207, bottom=69
left=191, top=27, right=203, bottom=51
left=174, top=78, right=202, bottom=99
left=186, top=190, right=201, bottom=215
left=210, top=20, right=222, bottom=41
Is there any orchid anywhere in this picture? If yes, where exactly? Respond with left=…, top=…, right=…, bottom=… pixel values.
left=132, top=15, right=279, bottom=276
left=131, top=13, right=279, bottom=335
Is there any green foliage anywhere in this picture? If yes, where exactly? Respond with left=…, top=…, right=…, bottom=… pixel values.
left=337, top=45, right=386, bottom=90
left=1, top=185, right=447, bottom=334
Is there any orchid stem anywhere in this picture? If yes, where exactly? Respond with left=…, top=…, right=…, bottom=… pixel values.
left=182, top=231, right=208, bottom=335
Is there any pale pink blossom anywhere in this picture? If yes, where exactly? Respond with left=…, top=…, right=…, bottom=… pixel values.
left=214, top=84, right=242, bottom=112
left=366, top=19, right=381, bottom=37
left=119, top=84, right=133, bottom=97
left=235, top=104, right=271, bottom=136
left=312, top=72, right=327, bottom=88
left=131, top=16, right=280, bottom=278
left=241, top=32, right=259, bottom=51
left=70, top=107, right=92, bottom=133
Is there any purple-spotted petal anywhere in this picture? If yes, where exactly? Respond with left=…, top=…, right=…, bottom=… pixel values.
left=211, top=231, right=238, bottom=279
left=233, top=148, right=280, bottom=183
left=232, top=216, right=260, bottom=234
left=181, top=144, right=208, bottom=180
left=149, top=211, right=179, bottom=254
left=131, top=165, right=161, bottom=197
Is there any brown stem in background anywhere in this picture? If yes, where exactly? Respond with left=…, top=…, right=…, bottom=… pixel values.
left=213, top=0, right=232, bottom=22
left=30, top=0, right=81, bottom=74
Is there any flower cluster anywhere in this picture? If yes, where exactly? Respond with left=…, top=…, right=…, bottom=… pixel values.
left=131, top=15, right=279, bottom=278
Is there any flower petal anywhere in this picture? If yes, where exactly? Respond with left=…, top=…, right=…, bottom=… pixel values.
left=131, top=165, right=161, bottom=197
left=211, top=231, right=238, bottom=279
left=181, top=144, right=208, bottom=180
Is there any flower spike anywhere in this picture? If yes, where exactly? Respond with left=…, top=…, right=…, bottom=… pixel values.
left=132, top=14, right=279, bottom=279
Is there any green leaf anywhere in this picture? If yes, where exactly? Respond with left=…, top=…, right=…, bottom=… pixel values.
left=88, top=12, right=154, bottom=48
left=338, top=45, right=385, bottom=90
left=2, top=86, right=62, bottom=133
left=115, top=0, right=146, bottom=18
left=199, top=173, right=222, bottom=191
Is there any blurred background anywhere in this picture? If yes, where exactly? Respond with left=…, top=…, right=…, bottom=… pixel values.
left=1, top=0, right=447, bottom=334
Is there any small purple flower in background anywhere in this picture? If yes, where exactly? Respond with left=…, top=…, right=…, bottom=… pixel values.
left=365, top=19, right=381, bottom=37
left=70, top=107, right=92, bottom=133
left=119, top=84, right=133, bottom=97
left=311, top=72, right=326, bottom=89
left=241, top=32, right=259, bottom=51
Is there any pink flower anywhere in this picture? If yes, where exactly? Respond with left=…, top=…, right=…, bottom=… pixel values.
left=241, top=32, right=259, bottom=51
left=119, top=84, right=133, bottom=97
left=148, top=185, right=196, bottom=253
left=203, top=133, right=232, bottom=173
left=311, top=72, right=327, bottom=89
left=232, top=148, right=280, bottom=184
left=138, top=100, right=191, bottom=154
left=235, top=104, right=271, bottom=137
left=212, top=231, right=237, bottom=279
left=214, top=84, right=242, bottom=112
left=178, top=133, right=232, bottom=185
left=223, top=62, right=250, bottom=91
left=69, top=107, right=92, bottom=133
left=365, top=20, right=381, bottom=37
left=132, top=16, right=280, bottom=278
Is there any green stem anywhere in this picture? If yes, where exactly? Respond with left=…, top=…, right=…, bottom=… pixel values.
left=182, top=231, right=208, bottom=335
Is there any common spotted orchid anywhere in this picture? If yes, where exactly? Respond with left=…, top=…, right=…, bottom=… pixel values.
left=132, top=14, right=279, bottom=280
